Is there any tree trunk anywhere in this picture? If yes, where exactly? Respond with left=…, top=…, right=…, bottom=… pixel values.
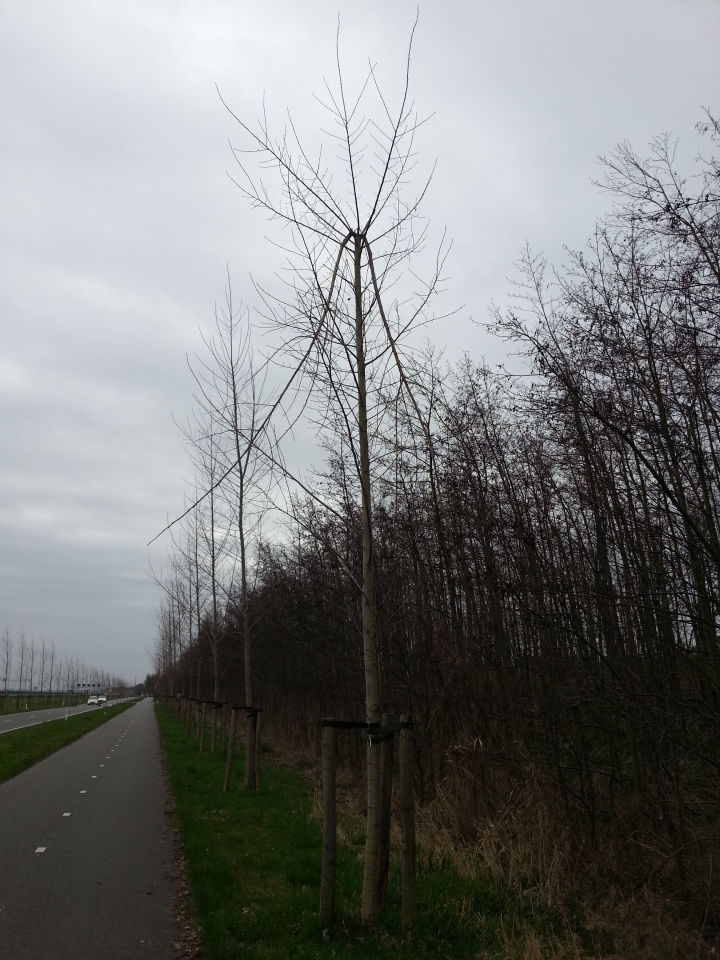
left=355, top=234, right=384, bottom=923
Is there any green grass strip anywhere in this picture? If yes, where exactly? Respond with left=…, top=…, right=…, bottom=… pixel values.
left=0, top=693, right=86, bottom=715
left=0, top=702, right=136, bottom=783
left=157, top=706, right=602, bottom=959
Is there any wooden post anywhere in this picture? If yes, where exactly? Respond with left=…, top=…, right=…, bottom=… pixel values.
left=399, top=715, right=416, bottom=936
left=244, top=708, right=256, bottom=792
left=199, top=701, right=207, bottom=754
left=211, top=703, right=221, bottom=755
left=319, top=723, right=337, bottom=929
left=253, top=709, right=262, bottom=794
left=223, top=707, right=237, bottom=793
left=220, top=703, right=227, bottom=750
left=378, top=713, right=397, bottom=910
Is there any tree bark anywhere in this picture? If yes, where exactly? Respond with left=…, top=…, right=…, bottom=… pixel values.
left=355, top=234, right=383, bottom=923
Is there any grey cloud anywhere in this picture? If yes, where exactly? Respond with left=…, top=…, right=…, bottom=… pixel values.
left=1, top=0, right=718, bottom=682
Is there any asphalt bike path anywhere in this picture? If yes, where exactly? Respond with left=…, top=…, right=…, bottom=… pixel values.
left=0, top=698, right=175, bottom=959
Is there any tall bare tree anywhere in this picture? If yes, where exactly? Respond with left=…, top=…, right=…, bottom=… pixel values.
left=220, top=24, right=447, bottom=918
left=1, top=628, right=12, bottom=693
left=187, top=287, right=273, bottom=790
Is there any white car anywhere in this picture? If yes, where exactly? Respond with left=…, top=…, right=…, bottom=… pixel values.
left=98, top=694, right=107, bottom=703
left=87, top=695, right=99, bottom=705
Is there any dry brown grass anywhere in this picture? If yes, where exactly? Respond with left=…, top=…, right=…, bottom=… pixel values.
left=416, top=764, right=583, bottom=903
left=260, top=723, right=719, bottom=958
left=417, top=760, right=719, bottom=959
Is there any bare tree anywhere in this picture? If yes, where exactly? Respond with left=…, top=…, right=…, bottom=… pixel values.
left=195, top=430, right=229, bottom=703
left=47, top=643, right=56, bottom=695
left=219, top=23, right=448, bottom=919
left=17, top=634, right=26, bottom=693
left=1, top=628, right=12, bottom=693
left=186, top=287, right=273, bottom=791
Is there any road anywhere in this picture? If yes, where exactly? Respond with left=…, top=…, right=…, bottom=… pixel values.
left=0, top=698, right=176, bottom=959
left=0, top=699, right=131, bottom=735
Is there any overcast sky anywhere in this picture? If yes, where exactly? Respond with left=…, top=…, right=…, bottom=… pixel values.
left=1, top=0, right=718, bottom=685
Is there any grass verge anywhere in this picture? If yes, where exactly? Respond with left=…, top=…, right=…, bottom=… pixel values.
left=0, top=693, right=85, bottom=715
left=0, top=702, right=136, bottom=783
left=157, top=706, right=609, bottom=959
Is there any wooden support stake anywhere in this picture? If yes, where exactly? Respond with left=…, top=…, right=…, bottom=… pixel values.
left=223, top=707, right=237, bottom=793
left=199, top=701, right=207, bottom=754
left=399, top=715, right=416, bottom=936
left=210, top=706, right=218, bottom=755
left=378, top=712, right=397, bottom=910
left=253, top=709, right=262, bottom=794
left=319, top=724, right=337, bottom=929
left=244, top=709, right=256, bottom=792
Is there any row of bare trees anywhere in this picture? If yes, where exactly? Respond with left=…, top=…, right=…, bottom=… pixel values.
left=1, top=627, right=121, bottom=696
left=151, top=41, right=719, bottom=930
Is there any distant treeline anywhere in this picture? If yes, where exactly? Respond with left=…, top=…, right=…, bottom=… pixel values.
left=1, top=629, right=123, bottom=695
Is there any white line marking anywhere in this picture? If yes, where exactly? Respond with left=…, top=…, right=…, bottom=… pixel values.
left=62, top=812, right=71, bottom=817
left=80, top=790, right=87, bottom=794
left=35, top=847, right=46, bottom=853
